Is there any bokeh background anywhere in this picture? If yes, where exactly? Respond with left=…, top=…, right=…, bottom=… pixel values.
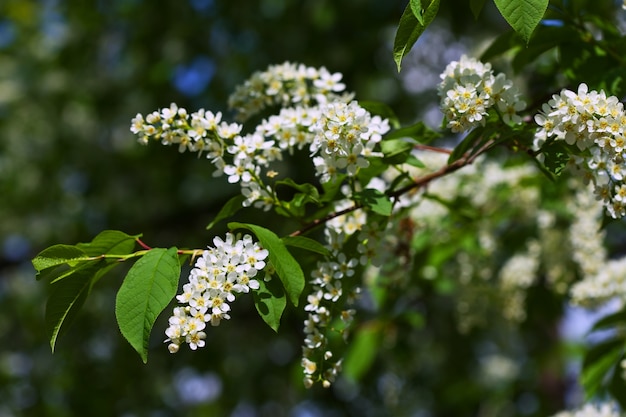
left=3, top=0, right=624, bottom=416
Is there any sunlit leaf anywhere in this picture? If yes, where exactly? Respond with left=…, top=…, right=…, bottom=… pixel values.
left=493, top=0, right=548, bottom=44
left=115, top=247, right=181, bottom=363
left=393, top=0, right=440, bottom=71
left=228, top=222, right=305, bottom=307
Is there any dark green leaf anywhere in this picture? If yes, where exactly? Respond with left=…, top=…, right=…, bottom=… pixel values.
left=115, top=247, right=181, bottom=363
left=206, top=194, right=246, bottom=231
left=469, top=0, right=487, bottom=20
left=353, top=189, right=393, bottom=216
left=591, top=309, right=626, bottom=333
left=276, top=178, right=320, bottom=200
left=493, top=0, right=549, bottom=44
left=448, top=126, right=485, bottom=164
left=393, top=0, right=440, bottom=71
left=45, top=261, right=102, bottom=351
left=252, top=276, right=286, bottom=332
left=385, top=121, right=441, bottom=144
left=228, top=222, right=305, bottom=307
left=77, top=230, right=138, bottom=256
left=359, top=101, right=400, bottom=129
left=282, top=235, right=331, bottom=257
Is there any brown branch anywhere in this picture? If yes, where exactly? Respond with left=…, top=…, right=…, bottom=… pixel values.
left=413, top=144, right=452, bottom=154
left=289, top=139, right=494, bottom=238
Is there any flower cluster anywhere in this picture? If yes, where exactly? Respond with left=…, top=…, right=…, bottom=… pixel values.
left=552, top=403, right=621, bottom=417
left=164, top=233, right=268, bottom=353
left=301, top=210, right=364, bottom=388
left=438, top=55, right=525, bottom=132
left=534, top=83, right=626, bottom=218
left=228, top=61, right=349, bottom=122
left=310, top=101, right=389, bottom=183
left=131, top=103, right=242, bottom=159
left=131, top=64, right=391, bottom=211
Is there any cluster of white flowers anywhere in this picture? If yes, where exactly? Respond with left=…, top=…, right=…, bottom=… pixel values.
left=131, top=64, right=391, bottom=211
left=164, top=233, right=268, bottom=353
left=438, top=55, right=525, bottom=132
left=552, top=403, right=621, bottom=417
left=131, top=103, right=242, bottom=158
left=301, top=224, right=361, bottom=388
left=310, top=101, right=389, bottom=182
left=227, top=61, right=350, bottom=122
left=497, top=241, right=541, bottom=321
left=534, top=83, right=626, bottom=218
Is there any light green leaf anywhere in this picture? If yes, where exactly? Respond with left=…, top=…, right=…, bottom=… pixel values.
left=282, top=236, right=331, bottom=257
left=45, top=262, right=102, bottom=351
left=32, top=244, right=90, bottom=274
left=381, top=138, right=414, bottom=164
left=343, top=322, right=381, bottom=381
left=581, top=339, right=625, bottom=398
left=410, top=0, right=426, bottom=25
left=393, top=0, right=440, bottom=71
left=206, top=194, right=246, bottom=231
left=228, top=222, right=305, bottom=307
left=252, top=276, right=286, bottom=332
left=354, top=189, right=393, bottom=216
left=493, top=0, right=548, bottom=44
left=115, top=247, right=181, bottom=363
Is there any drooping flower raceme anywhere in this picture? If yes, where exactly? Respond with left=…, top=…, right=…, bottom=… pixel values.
left=438, top=55, right=525, bottom=132
left=130, top=63, right=390, bottom=210
left=164, top=233, right=268, bottom=353
left=534, top=83, right=626, bottom=218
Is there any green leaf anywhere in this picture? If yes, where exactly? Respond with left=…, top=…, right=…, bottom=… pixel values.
left=470, top=0, right=487, bottom=19
left=358, top=101, right=400, bottom=129
left=353, top=189, right=393, bottom=216
left=33, top=244, right=90, bottom=274
left=581, top=339, right=625, bottom=398
left=410, top=0, right=426, bottom=25
left=275, top=178, right=322, bottom=218
left=228, top=222, right=305, bottom=307
left=252, top=276, right=286, bottom=332
left=282, top=235, right=331, bottom=257
left=591, top=309, right=626, bottom=333
left=45, top=261, right=102, bottom=351
left=343, top=322, right=381, bottom=381
left=115, top=247, right=181, bottom=363
left=493, top=0, right=548, bottom=44
left=77, top=230, right=138, bottom=256
left=385, top=121, right=441, bottom=144
left=405, top=154, right=425, bottom=168
left=276, top=178, right=320, bottom=199
left=393, top=0, right=440, bottom=72
left=206, top=194, right=246, bottom=231
left=381, top=138, right=414, bottom=164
